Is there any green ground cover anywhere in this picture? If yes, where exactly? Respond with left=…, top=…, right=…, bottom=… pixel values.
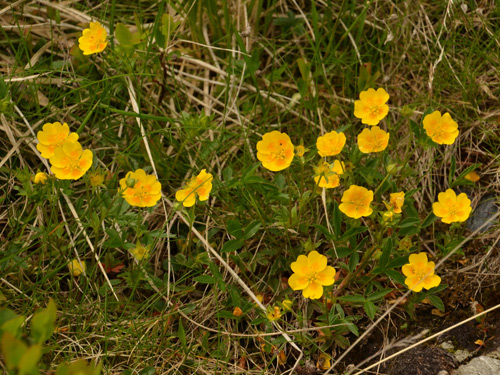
left=1, top=1, right=499, bottom=374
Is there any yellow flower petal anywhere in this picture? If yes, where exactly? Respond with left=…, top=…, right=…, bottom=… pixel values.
left=288, top=273, right=309, bottom=290
left=315, top=266, right=336, bottom=286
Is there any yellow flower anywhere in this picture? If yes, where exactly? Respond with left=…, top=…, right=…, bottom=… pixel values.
left=423, top=111, right=459, bottom=145
left=402, top=252, right=441, bottom=292
left=432, top=189, right=472, bottom=224
left=36, top=122, right=79, bottom=159
left=339, top=185, right=374, bottom=219
left=49, top=141, right=93, bottom=180
left=256, top=131, right=295, bottom=172
left=68, top=259, right=86, bottom=277
left=295, top=145, right=306, bottom=157
left=317, top=353, right=331, bottom=371
left=357, top=126, right=390, bottom=153
left=78, top=21, right=108, bottom=55
left=389, top=192, right=405, bottom=214
left=382, top=211, right=394, bottom=222
left=120, top=169, right=162, bottom=207
left=288, top=250, right=336, bottom=299
left=316, top=131, right=346, bottom=157
left=175, top=169, right=213, bottom=207
left=88, top=171, right=105, bottom=187
left=313, top=160, right=344, bottom=189
left=282, top=299, right=293, bottom=312
left=464, top=171, right=480, bottom=182
left=266, top=306, right=282, bottom=321
left=354, top=88, right=390, bottom=126
left=233, top=307, right=243, bottom=317
left=129, top=242, right=150, bottom=261
left=33, top=172, right=48, bottom=185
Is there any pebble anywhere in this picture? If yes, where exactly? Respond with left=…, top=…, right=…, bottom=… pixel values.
left=467, top=194, right=499, bottom=233
left=454, top=356, right=500, bottom=375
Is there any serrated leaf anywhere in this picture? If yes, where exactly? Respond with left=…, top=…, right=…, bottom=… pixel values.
left=364, top=301, right=376, bottom=319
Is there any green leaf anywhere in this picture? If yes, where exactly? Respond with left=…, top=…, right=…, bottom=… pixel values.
left=56, top=360, right=102, bottom=375
left=193, top=275, right=215, bottom=284
left=448, top=155, right=456, bottom=185
left=421, top=212, right=438, bottom=228
left=0, top=309, right=19, bottom=327
left=226, top=219, right=243, bottom=239
left=379, top=237, right=393, bottom=268
left=348, top=252, right=359, bottom=272
left=397, top=217, right=420, bottom=228
left=386, top=256, right=409, bottom=269
left=335, top=247, right=354, bottom=258
left=209, top=262, right=226, bottom=292
left=1, top=315, right=25, bottom=337
left=313, top=224, right=333, bottom=240
left=30, top=298, right=56, bottom=344
left=18, top=344, right=42, bottom=375
left=161, top=13, right=181, bottom=45
left=115, top=23, right=134, bottom=46
left=428, top=295, right=445, bottom=312
left=177, top=319, right=186, bottom=351
left=1, top=332, right=27, bottom=369
left=221, top=239, right=244, bottom=253
left=338, top=295, right=365, bottom=303
left=386, top=270, right=406, bottom=285
left=340, top=226, right=368, bottom=242
left=367, top=289, right=392, bottom=301
left=138, top=367, right=155, bottom=375
left=244, top=220, right=261, bottom=239
left=364, top=301, right=376, bottom=319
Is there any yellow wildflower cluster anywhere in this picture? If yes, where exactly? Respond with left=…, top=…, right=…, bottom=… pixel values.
left=36, top=122, right=93, bottom=180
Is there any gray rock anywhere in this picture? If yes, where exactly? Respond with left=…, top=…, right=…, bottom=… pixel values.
left=454, top=356, right=500, bottom=375
left=467, top=194, right=499, bottom=233
left=454, top=349, right=473, bottom=363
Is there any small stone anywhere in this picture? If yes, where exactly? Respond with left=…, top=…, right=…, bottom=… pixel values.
left=455, top=356, right=500, bottom=375
left=454, top=349, right=473, bottom=363
left=441, top=341, right=455, bottom=351
left=467, top=194, right=499, bottom=233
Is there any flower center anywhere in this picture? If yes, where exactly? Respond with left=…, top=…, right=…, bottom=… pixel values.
left=370, top=106, right=382, bottom=115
